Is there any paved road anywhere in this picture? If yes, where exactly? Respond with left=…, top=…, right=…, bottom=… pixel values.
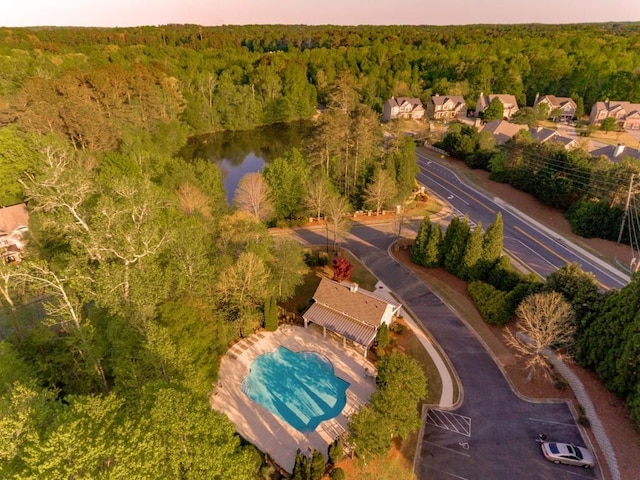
left=289, top=224, right=600, bottom=480
left=416, top=148, right=629, bottom=290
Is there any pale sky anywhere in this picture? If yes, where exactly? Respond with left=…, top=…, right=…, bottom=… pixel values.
left=2, top=0, right=640, bottom=27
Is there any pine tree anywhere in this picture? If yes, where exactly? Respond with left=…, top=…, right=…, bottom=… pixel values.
left=293, top=450, right=309, bottom=480
left=411, top=217, right=430, bottom=266
left=375, top=323, right=389, bottom=353
left=480, top=213, right=504, bottom=278
left=441, top=216, right=471, bottom=276
left=310, top=449, right=326, bottom=480
left=264, top=296, right=278, bottom=331
left=461, top=223, right=484, bottom=281
left=423, top=222, right=443, bottom=267
left=327, top=439, right=344, bottom=465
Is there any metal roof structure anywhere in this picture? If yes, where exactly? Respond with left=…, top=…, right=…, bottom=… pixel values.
left=303, top=302, right=378, bottom=348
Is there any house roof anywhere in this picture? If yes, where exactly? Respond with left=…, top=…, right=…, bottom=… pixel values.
left=385, top=97, right=424, bottom=111
left=432, top=95, right=466, bottom=108
left=482, top=120, right=527, bottom=138
left=534, top=95, right=576, bottom=110
left=529, top=127, right=558, bottom=143
left=311, top=277, right=393, bottom=328
left=478, top=93, right=519, bottom=111
left=592, top=100, right=640, bottom=117
left=0, top=203, right=29, bottom=236
left=591, top=144, right=640, bottom=163
left=552, top=136, right=577, bottom=148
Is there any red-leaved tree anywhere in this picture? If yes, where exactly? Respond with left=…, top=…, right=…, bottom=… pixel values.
left=332, top=257, right=354, bottom=282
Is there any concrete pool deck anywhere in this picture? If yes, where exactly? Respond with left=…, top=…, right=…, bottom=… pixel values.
left=211, top=324, right=377, bottom=473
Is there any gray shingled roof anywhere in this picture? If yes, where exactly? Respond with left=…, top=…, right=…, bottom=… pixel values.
left=312, top=277, right=390, bottom=328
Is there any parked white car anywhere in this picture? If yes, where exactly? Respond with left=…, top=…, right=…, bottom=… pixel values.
left=540, top=441, right=595, bottom=468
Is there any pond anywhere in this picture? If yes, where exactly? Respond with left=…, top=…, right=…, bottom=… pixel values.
left=181, top=121, right=316, bottom=203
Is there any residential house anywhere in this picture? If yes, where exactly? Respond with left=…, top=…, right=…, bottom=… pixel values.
left=528, top=126, right=579, bottom=150
left=382, top=97, right=425, bottom=122
left=480, top=120, right=528, bottom=145
left=589, top=100, right=640, bottom=130
left=302, top=277, right=402, bottom=357
left=475, top=93, right=519, bottom=119
left=533, top=94, right=577, bottom=122
left=0, top=203, right=29, bottom=263
left=426, top=94, right=467, bottom=121
left=590, top=143, right=640, bottom=163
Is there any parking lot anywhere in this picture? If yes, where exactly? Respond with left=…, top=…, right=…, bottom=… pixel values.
left=419, top=408, right=600, bottom=480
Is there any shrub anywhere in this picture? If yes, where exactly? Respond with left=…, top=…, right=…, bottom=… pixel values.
left=327, top=439, right=344, bottom=465
left=330, top=467, right=346, bottom=480
left=318, top=252, right=329, bottom=267
left=565, top=199, right=623, bottom=241
left=484, top=256, right=524, bottom=291
left=467, top=281, right=512, bottom=325
left=303, top=250, right=318, bottom=267
left=375, top=323, right=389, bottom=352
left=389, top=321, right=404, bottom=334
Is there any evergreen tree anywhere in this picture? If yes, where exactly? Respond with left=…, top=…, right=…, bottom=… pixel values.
left=479, top=213, right=504, bottom=278
left=327, top=439, right=344, bottom=465
left=293, top=450, right=306, bottom=480
left=310, top=449, right=325, bottom=480
left=574, top=96, right=585, bottom=119
left=423, top=222, right=443, bottom=268
left=411, top=217, right=430, bottom=266
left=375, top=323, right=389, bottom=353
left=263, top=297, right=278, bottom=331
left=441, top=216, right=471, bottom=276
left=461, top=223, right=484, bottom=281
left=390, top=137, right=419, bottom=201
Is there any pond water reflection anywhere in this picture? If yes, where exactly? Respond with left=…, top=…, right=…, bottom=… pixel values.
left=181, top=122, right=315, bottom=203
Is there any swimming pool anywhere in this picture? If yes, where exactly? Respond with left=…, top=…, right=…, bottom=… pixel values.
left=241, top=346, right=350, bottom=432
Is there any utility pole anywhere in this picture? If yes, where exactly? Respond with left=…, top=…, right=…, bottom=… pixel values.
left=617, top=173, right=640, bottom=273
left=617, top=173, right=640, bottom=243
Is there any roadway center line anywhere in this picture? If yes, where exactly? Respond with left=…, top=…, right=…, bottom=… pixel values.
left=503, top=236, right=558, bottom=269
left=419, top=169, right=494, bottom=212
left=513, top=225, right=573, bottom=265
left=417, top=173, right=470, bottom=206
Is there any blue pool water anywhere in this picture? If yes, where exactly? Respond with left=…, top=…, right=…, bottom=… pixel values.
left=241, top=346, right=350, bottom=432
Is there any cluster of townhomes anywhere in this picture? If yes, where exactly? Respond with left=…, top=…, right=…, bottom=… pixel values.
left=382, top=94, right=640, bottom=162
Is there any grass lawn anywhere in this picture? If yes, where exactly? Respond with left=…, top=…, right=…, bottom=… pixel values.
left=583, top=128, right=640, bottom=147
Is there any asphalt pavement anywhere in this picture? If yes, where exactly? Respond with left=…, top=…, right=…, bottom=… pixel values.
left=289, top=224, right=601, bottom=480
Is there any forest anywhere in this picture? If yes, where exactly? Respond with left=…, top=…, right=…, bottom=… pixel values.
left=1, top=23, right=640, bottom=478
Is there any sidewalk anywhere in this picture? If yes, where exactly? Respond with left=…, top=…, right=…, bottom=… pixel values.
left=371, top=280, right=456, bottom=409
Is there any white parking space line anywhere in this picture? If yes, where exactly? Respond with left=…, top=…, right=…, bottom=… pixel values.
left=422, top=464, right=470, bottom=480
left=528, top=417, right=579, bottom=428
left=427, top=409, right=472, bottom=436
left=423, top=440, right=471, bottom=458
